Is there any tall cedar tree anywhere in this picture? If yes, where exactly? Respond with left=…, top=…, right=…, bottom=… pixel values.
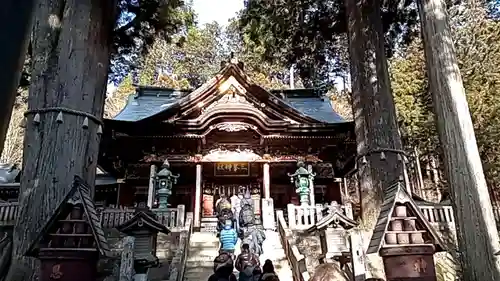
left=6, top=0, right=193, bottom=280
left=346, top=0, right=405, bottom=278
left=417, top=0, right=500, bottom=278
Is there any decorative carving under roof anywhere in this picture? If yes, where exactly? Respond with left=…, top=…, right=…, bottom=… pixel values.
left=366, top=181, right=445, bottom=254
left=201, top=148, right=262, bottom=162
left=202, top=89, right=256, bottom=114
left=211, top=122, right=257, bottom=132
left=25, top=176, right=110, bottom=258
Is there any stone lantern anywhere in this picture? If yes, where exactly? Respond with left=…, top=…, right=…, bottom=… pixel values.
left=307, top=202, right=358, bottom=265
left=367, top=181, right=446, bottom=281
left=117, top=202, right=170, bottom=280
left=155, top=159, right=179, bottom=209
left=287, top=161, right=315, bottom=205
left=25, top=176, right=110, bottom=281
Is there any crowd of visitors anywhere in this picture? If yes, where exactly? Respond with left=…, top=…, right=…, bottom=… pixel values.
left=211, top=190, right=351, bottom=281
left=208, top=243, right=280, bottom=281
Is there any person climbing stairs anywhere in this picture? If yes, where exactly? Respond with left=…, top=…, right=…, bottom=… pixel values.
left=183, top=230, right=293, bottom=281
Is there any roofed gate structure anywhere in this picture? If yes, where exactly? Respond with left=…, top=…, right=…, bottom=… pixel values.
left=98, top=61, right=356, bottom=230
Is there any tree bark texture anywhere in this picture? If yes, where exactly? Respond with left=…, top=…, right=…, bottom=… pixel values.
left=0, top=0, right=35, bottom=157
left=417, top=0, right=500, bottom=279
left=345, top=0, right=405, bottom=278
left=6, top=1, right=117, bottom=280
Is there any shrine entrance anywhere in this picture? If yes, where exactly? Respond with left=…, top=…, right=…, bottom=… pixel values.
left=200, top=161, right=263, bottom=218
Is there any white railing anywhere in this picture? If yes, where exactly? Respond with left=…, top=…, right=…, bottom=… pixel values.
left=277, top=210, right=310, bottom=281
left=168, top=212, right=193, bottom=281
left=286, top=202, right=353, bottom=230
left=419, top=205, right=455, bottom=224
left=286, top=203, right=324, bottom=230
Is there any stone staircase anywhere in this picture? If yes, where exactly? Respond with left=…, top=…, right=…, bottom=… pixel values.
left=183, top=232, right=220, bottom=281
left=260, top=230, right=294, bottom=281
left=182, top=230, right=293, bottom=281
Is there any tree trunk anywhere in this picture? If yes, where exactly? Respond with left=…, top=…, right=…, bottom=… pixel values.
left=417, top=0, right=500, bottom=279
left=345, top=0, right=405, bottom=278
left=6, top=1, right=116, bottom=280
left=0, top=0, right=35, bottom=156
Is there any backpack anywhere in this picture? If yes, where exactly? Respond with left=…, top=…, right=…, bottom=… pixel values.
left=239, top=203, right=254, bottom=226
left=218, top=209, right=234, bottom=227
left=217, top=198, right=232, bottom=213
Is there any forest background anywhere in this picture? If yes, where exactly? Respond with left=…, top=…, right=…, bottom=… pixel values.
left=2, top=0, right=500, bottom=203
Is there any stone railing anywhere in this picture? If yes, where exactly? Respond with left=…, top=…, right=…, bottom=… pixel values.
left=277, top=210, right=310, bottom=281
left=100, top=205, right=186, bottom=230
left=168, top=212, right=193, bottom=281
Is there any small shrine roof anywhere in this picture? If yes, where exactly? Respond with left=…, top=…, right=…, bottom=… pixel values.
left=0, top=163, right=20, bottom=184
left=25, top=176, right=110, bottom=257
left=307, top=208, right=358, bottom=233
left=366, top=181, right=446, bottom=254
left=0, top=165, right=118, bottom=187
left=117, top=210, right=170, bottom=235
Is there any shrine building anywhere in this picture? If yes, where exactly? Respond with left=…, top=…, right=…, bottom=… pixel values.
left=98, top=61, right=356, bottom=229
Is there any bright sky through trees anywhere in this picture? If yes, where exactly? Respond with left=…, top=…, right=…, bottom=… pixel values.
left=193, top=0, right=244, bottom=26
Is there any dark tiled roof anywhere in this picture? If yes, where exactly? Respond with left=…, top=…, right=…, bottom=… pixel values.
left=113, top=86, right=347, bottom=124
left=113, top=88, right=190, bottom=121
left=285, top=97, right=346, bottom=123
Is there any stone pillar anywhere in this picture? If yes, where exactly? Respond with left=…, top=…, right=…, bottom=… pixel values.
left=194, top=164, right=202, bottom=228
left=263, top=162, right=270, bottom=199
left=147, top=165, right=156, bottom=208
left=350, top=229, right=366, bottom=281
left=307, top=164, right=315, bottom=206
left=119, top=236, right=135, bottom=281
left=261, top=198, right=275, bottom=230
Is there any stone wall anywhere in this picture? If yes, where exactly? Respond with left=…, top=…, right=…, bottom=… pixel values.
left=291, top=223, right=462, bottom=281
left=430, top=223, right=462, bottom=281
left=98, top=229, right=125, bottom=281
left=98, top=228, right=179, bottom=281
left=294, top=232, right=322, bottom=275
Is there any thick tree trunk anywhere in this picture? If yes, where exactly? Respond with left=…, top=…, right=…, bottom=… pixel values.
left=6, top=1, right=116, bottom=280
left=417, top=0, right=500, bottom=279
left=345, top=0, right=405, bottom=278
left=0, top=0, right=35, bottom=156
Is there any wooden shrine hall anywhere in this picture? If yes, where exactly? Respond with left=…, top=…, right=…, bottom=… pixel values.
left=98, top=61, right=356, bottom=228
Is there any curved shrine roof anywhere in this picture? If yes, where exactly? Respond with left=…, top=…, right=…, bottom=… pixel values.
left=114, top=88, right=190, bottom=122
left=111, top=65, right=348, bottom=125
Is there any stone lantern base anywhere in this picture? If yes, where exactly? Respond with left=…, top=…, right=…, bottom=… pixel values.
left=380, top=245, right=437, bottom=281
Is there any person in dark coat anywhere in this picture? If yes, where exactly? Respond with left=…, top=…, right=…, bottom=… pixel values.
left=208, top=252, right=237, bottom=281
left=235, top=243, right=260, bottom=281
left=259, top=260, right=279, bottom=281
